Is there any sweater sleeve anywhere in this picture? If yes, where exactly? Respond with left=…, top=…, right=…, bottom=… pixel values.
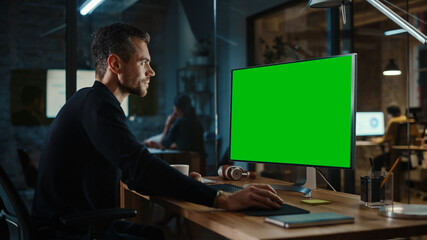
left=124, top=147, right=217, bottom=207
left=81, top=92, right=217, bottom=207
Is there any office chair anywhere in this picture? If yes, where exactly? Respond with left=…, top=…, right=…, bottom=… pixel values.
left=0, top=166, right=137, bottom=240
left=16, top=149, right=37, bottom=188
left=395, top=122, right=421, bottom=146
left=389, top=121, right=422, bottom=168
left=416, top=121, right=427, bottom=138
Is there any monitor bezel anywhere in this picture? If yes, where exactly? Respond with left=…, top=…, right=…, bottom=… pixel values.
left=229, top=54, right=357, bottom=170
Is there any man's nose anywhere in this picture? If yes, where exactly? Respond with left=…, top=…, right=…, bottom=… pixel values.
left=146, top=65, right=155, bottom=77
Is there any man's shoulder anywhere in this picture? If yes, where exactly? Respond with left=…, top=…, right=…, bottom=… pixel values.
left=58, top=84, right=119, bottom=119
left=73, top=83, right=116, bottom=104
left=78, top=82, right=108, bottom=96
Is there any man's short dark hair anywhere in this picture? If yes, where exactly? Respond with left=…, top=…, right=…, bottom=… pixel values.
left=91, top=23, right=150, bottom=79
left=387, top=105, right=401, bottom=117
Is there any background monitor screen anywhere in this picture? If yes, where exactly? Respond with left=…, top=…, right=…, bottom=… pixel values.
left=46, top=69, right=129, bottom=118
left=230, top=54, right=356, bottom=169
left=355, top=112, right=385, bottom=136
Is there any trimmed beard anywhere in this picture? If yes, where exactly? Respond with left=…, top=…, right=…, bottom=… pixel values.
left=118, top=81, right=147, bottom=97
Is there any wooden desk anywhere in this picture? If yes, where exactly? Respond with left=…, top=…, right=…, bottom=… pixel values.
left=355, top=140, right=380, bottom=146
left=147, top=148, right=205, bottom=175
left=391, top=145, right=427, bottom=151
left=120, top=149, right=205, bottom=223
left=125, top=176, right=427, bottom=240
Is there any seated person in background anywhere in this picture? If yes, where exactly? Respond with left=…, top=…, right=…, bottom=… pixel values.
left=371, top=105, right=407, bottom=145
left=11, top=85, right=46, bottom=189
left=12, top=85, right=44, bottom=127
left=145, top=94, right=206, bottom=158
left=371, top=105, right=407, bottom=171
left=32, top=23, right=283, bottom=240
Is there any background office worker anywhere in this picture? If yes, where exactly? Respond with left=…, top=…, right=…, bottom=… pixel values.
left=31, top=23, right=283, bottom=239
left=371, top=105, right=407, bottom=145
left=371, top=105, right=407, bottom=170
left=145, top=94, right=206, bottom=158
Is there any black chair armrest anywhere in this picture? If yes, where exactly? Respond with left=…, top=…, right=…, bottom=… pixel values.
left=60, top=208, right=137, bottom=227
left=0, top=209, right=19, bottom=227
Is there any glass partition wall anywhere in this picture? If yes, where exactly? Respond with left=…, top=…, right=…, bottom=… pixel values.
left=1, top=0, right=426, bottom=225
left=215, top=0, right=426, bottom=204
left=215, top=0, right=330, bottom=187
left=0, top=0, right=218, bottom=213
left=353, top=0, right=426, bottom=203
left=75, top=0, right=219, bottom=174
left=1, top=0, right=66, bottom=210
left=75, top=0, right=217, bottom=172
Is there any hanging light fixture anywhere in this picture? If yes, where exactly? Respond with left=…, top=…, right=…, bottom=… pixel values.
left=383, top=59, right=402, bottom=76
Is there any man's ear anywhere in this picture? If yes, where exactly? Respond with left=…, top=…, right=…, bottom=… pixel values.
left=107, top=54, right=121, bottom=74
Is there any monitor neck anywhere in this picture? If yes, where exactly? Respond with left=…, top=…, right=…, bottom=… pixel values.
left=270, top=167, right=316, bottom=198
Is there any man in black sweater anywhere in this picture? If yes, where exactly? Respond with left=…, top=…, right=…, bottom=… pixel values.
left=31, top=23, right=283, bottom=239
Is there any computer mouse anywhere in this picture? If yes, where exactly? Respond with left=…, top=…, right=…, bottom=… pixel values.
left=243, top=184, right=250, bottom=188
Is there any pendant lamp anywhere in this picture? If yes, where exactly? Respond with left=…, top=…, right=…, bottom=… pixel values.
left=383, top=59, right=401, bottom=76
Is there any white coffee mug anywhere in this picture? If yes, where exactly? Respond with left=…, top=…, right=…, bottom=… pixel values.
left=171, top=164, right=189, bottom=176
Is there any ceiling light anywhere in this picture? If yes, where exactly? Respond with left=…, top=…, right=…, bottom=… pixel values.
left=384, top=29, right=407, bottom=36
left=80, top=0, right=105, bottom=16
left=366, top=0, right=426, bottom=44
left=308, top=0, right=427, bottom=44
left=383, top=59, right=401, bottom=76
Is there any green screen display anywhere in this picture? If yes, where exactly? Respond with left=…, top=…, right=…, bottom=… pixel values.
left=230, top=54, right=356, bottom=169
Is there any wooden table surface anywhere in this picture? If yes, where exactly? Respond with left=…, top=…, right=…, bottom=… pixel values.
left=127, top=176, right=427, bottom=240
left=392, top=145, right=427, bottom=151
left=355, top=140, right=380, bottom=146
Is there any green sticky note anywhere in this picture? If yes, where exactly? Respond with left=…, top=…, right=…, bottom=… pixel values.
left=301, top=199, right=331, bottom=205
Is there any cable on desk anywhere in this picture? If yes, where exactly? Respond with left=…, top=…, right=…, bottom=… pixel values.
left=315, top=167, right=337, bottom=192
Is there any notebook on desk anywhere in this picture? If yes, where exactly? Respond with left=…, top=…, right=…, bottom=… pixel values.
left=209, top=184, right=309, bottom=216
left=265, top=212, right=354, bottom=228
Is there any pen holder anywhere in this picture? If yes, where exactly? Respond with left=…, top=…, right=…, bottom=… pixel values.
left=360, top=171, right=393, bottom=208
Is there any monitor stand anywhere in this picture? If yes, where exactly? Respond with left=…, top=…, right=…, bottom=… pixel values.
left=270, top=167, right=316, bottom=198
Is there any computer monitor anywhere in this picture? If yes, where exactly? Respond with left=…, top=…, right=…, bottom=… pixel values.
left=356, top=112, right=385, bottom=136
left=230, top=54, right=356, bottom=196
left=46, top=69, right=129, bottom=118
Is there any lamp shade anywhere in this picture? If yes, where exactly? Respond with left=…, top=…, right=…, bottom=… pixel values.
left=383, top=59, right=401, bottom=76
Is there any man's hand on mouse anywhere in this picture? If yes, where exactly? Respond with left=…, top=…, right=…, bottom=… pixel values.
left=189, top=172, right=203, bottom=182
left=215, top=183, right=283, bottom=210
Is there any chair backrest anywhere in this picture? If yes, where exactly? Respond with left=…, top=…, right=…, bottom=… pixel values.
left=394, top=121, right=421, bottom=146
left=0, top=166, right=35, bottom=240
left=418, top=121, right=427, bottom=138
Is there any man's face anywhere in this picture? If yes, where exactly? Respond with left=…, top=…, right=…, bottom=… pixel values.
left=118, top=38, right=155, bottom=97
